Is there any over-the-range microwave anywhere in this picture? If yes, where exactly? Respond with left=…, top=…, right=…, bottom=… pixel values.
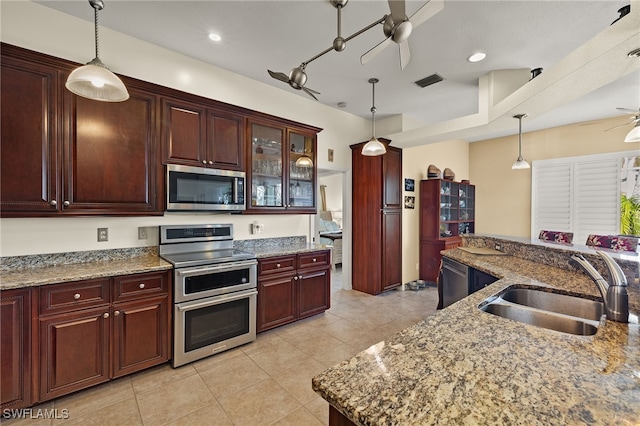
left=166, top=164, right=245, bottom=212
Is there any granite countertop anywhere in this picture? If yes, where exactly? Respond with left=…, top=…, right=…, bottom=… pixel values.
left=312, top=248, right=640, bottom=425
left=250, top=242, right=331, bottom=259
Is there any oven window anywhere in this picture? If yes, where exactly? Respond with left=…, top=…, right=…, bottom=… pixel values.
left=170, top=171, right=235, bottom=205
left=184, top=298, right=249, bottom=352
left=185, top=268, right=251, bottom=295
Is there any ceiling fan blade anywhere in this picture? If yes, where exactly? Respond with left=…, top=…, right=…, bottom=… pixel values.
left=268, top=70, right=290, bottom=83
left=605, top=120, right=635, bottom=131
left=616, top=107, right=639, bottom=114
left=360, top=36, right=393, bottom=65
left=399, top=40, right=411, bottom=70
left=410, top=0, right=445, bottom=27
left=388, top=0, right=406, bottom=22
left=302, top=87, right=319, bottom=101
left=303, top=86, right=321, bottom=95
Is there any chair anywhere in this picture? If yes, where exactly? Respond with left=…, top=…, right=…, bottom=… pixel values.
left=585, top=234, right=638, bottom=252
left=538, top=230, right=574, bottom=244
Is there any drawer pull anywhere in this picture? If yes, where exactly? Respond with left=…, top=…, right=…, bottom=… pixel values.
left=312, top=258, right=317, bottom=262
left=103, top=312, right=109, bottom=318
left=74, top=293, right=81, bottom=300
left=293, top=276, right=298, bottom=281
left=114, top=310, right=120, bottom=316
left=276, top=263, right=281, bottom=268
left=139, top=283, right=145, bottom=289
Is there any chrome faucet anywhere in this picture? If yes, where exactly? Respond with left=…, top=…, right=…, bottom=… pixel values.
left=570, top=251, right=629, bottom=323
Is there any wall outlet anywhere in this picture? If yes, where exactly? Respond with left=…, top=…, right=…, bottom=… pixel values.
left=97, top=228, right=109, bottom=242
left=495, top=244, right=501, bottom=251
left=138, top=227, right=147, bottom=240
left=250, top=221, right=264, bottom=234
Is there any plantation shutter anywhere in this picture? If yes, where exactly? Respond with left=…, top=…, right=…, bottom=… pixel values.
left=532, top=163, right=572, bottom=236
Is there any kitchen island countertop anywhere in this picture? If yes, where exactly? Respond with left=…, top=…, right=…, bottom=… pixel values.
left=312, top=247, right=640, bottom=425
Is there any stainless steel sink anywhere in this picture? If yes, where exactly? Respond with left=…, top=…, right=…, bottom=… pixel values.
left=499, top=288, right=604, bottom=321
left=479, top=286, right=603, bottom=336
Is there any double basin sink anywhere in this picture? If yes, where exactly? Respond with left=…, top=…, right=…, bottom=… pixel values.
left=478, top=286, right=604, bottom=336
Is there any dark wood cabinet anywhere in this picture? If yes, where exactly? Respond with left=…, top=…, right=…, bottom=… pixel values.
left=257, top=250, right=330, bottom=332
left=0, top=43, right=163, bottom=217
left=351, top=140, right=402, bottom=295
left=37, top=271, right=170, bottom=402
left=162, top=97, right=245, bottom=171
left=246, top=119, right=321, bottom=213
left=1, top=288, right=32, bottom=410
left=419, top=179, right=475, bottom=283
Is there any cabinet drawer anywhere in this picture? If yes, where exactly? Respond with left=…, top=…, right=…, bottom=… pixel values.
left=39, top=279, right=110, bottom=315
left=298, top=251, right=329, bottom=270
left=258, top=256, right=296, bottom=277
left=113, top=272, right=168, bottom=302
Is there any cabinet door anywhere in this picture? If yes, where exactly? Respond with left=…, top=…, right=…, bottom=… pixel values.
left=257, top=275, right=296, bottom=332
left=248, top=121, right=285, bottom=210
left=287, top=130, right=316, bottom=211
left=162, top=98, right=207, bottom=167
left=207, top=109, right=245, bottom=171
left=39, top=307, right=110, bottom=401
left=381, top=209, right=402, bottom=292
left=298, top=268, right=330, bottom=319
left=382, top=147, right=402, bottom=209
left=61, top=84, right=162, bottom=214
left=0, top=289, right=31, bottom=410
left=0, top=53, right=60, bottom=215
left=112, top=297, right=169, bottom=378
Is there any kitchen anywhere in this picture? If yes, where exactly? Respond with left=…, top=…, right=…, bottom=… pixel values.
left=1, top=0, right=640, bottom=425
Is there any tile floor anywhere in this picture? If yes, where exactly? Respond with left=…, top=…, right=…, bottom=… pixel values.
left=4, top=268, right=439, bottom=426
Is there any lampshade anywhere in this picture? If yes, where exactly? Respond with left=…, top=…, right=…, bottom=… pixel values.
left=295, top=155, right=313, bottom=167
left=65, top=0, right=129, bottom=102
left=362, top=78, right=387, bottom=156
left=362, top=137, right=387, bottom=156
left=624, top=122, right=640, bottom=142
left=511, top=114, right=530, bottom=170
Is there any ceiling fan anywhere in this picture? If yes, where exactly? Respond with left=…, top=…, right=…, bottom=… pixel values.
left=361, top=0, right=445, bottom=70
left=608, top=107, right=640, bottom=130
left=267, top=66, right=321, bottom=100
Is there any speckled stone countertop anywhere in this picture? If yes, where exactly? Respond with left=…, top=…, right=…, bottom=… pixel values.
left=234, top=236, right=331, bottom=259
left=312, top=243, right=640, bottom=425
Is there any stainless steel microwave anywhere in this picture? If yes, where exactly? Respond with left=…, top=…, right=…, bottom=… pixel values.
left=166, top=164, right=245, bottom=212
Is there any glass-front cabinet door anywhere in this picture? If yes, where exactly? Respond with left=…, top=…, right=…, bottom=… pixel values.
left=247, top=120, right=318, bottom=213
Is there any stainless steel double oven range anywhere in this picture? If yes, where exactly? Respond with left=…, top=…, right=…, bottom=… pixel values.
left=159, top=224, right=257, bottom=367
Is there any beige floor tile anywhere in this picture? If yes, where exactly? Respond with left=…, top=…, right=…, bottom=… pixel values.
left=130, top=363, right=197, bottom=394
left=1, top=402, right=55, bottom=426
left=272, top=358, right=327, bottom=405
left=191, top=345, right=245, bottom=373
left=136, top=374, right=215, bottom=425
left=285, top=330, right=345, bottom=357
left=162, top=401, right=232, bottom=426
left=51, top=396, right=141, bottom=426
left=304, top=396, right=330, bottom=426
left=51, top=377, right=133, bottom=419
left=241, top=330, right=288, bottom=356
left=247, top=340, right=309, bottom=376
left=318, top=318, right=369, bottom=343
left=347, top=332, right=384, bottom=352
left=218, top=378, right=301, bottom=426
left=199, top=353, right=270, bottom=399
left=270, top=406, right=324, bottom=426
left=311, top=342, right=359, bottom=368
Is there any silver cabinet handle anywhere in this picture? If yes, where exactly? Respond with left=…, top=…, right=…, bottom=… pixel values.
left=50, top=200, right=57, bottom=206
left=202, top=160, right=207, bottom=164
left=63, top=200, right=70, bottom=207
left=293, top=276, right=298, bottom=280
left=312, top=258, right=317, bottom=262
left=114, top=311, right=120, bottom=316
left=103, top=312, right=109, bottom=318
left=276, top=263, right=281, bottom=268
left=299, top=275, right=303, bottom=280
left=208, top=160, right=213, bottom=165
left=139, top=283, right=145, bottom=289
left=74, top=293, right=81, bottom=300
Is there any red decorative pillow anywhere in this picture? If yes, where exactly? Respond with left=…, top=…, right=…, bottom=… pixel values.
left=538, top=230, right=574, bottom=244
left=586, top=235, right=638, bottom=252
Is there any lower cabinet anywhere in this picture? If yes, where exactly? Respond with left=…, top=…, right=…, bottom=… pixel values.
left=1, top=288, right=32, bottom=410
left=37, top=271, right=171, bottom=402
left=420, top=238, right=462, bottom=283
left=257, top=250, right=330, bottom=333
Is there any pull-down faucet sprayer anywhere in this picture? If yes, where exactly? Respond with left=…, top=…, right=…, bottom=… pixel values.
left=570, top=251, right=629, bottom=323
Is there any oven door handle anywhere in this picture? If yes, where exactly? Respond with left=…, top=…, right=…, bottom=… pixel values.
left=177, top=289, right=258, bottom=311
left=176, top=260, right=257, bottom=277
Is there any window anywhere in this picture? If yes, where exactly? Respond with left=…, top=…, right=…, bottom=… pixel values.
left=531, top=150, right=638, bottom=245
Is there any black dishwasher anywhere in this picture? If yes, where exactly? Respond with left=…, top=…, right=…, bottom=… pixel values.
left=439, top=259, right=499, bottom=308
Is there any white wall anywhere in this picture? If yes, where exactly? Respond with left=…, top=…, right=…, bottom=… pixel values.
left=0, top=1, right=371, bottom=257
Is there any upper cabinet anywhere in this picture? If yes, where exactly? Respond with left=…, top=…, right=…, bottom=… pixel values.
left=246, top=118, right=320, bottom=214
left=161, top=97, right=245, bottom=171
left=0, top=44, right=163, bottom=217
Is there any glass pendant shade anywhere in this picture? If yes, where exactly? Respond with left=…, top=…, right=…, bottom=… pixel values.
left=65, top=0, right=129, bottom=102
left=512, top=156, right=530, bottom=169
left=511, top=114, right=530, bottom=170
left=624, top=122, right=640, bottom=142
left=66, top=59, right=129, bottom=102
left=362, top=137, right=387, bottom=156
left=295, top=155, right=313, bottom=167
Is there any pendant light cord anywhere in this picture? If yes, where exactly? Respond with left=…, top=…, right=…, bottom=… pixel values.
left=518, top=116, right=522, bottom=157
left=370, top=78, right=377, bottom=138
left=94, top=6, right=100, bottom=59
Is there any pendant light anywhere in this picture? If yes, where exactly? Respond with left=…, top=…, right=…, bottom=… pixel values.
left=362, top=78, right=387, bottom=156
left=512, top=114, right=530, bottom=170
left=65, top=0, right=129, bottom=102
left=624, top=121, right=640, bottom=142
left=295, top=155, right=314, bottom=167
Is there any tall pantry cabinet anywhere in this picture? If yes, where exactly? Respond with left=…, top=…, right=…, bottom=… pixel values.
left=351, top=140, right=402, bottom=295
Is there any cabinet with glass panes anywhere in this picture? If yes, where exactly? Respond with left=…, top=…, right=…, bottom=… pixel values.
left=246, top=119, right=320, bottom=213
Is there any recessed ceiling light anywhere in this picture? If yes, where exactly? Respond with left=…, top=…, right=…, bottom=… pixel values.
left=208, top=33, right=221, bottom=42
left=467, top=52, right=486, bottom=63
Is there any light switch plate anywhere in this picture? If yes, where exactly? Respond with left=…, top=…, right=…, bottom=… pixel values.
left=97, top=228, right=108, bottom=242
left=138, top=227, right=147, bottom=240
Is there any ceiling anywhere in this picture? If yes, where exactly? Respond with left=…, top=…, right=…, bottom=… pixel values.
left=37, top=0, right=640, bottom=144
